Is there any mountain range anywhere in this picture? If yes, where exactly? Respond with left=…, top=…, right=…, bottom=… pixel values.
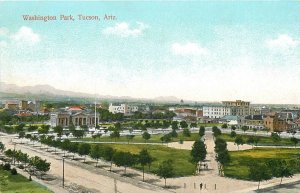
left=0, top=82, right=184, bottom=103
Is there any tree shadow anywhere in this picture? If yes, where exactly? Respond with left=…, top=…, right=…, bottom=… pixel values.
left=121, top=173, right=140, bottom=178
left=145, top=178, right=160, bottom=183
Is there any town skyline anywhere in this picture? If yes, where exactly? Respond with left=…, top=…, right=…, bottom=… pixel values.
left=1, top=1, right=300, bottom=104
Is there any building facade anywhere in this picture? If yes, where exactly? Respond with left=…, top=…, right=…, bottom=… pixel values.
left=50, top=107, right=100, bottom=128
left=108, top=103, right=139, bottom=115
left=203, top=106, right=231, bottom=118
left=5, top=101, right=19, bottom=110
left=222, top=100, right=251, bottom=116
left=242, top=115, right=265, bottom=129
left=263, top=113, right=289, bottom=132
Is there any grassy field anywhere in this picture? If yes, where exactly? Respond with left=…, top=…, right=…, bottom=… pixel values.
left=0, top=169, right=52, bottom=193
left=224, top=148, right=300, bottom=180
left=98, top=144, right=196, bottom=177
left=220, top=133, right=295, bottom=146
left=76, top=132, right=201, bottom=143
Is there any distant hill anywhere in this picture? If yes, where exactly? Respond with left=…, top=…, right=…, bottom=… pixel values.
left=0, top=82, right=187, bottom=103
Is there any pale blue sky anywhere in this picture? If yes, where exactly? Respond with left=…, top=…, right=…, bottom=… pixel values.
left=0, top=1, right=300, bottom=104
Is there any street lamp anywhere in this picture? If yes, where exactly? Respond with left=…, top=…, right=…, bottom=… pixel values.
left=62, top=157, right=65, bottom=188
left=13, top=143, right=16, bottom=165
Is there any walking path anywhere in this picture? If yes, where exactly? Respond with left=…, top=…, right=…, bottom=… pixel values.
left=1, top=136, right=170, bottom=193
left=2, top=132, right=300, bottom=193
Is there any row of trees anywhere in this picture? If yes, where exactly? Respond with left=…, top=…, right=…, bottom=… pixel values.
left=249, top=159, right=297, bottom=189
left=130, top=111, right=176, bottom=120
left=39, top=137, right=156, bottom=181
left=4, top=149, right=50, bottom=179
left=0, top=109, right=49, bottom=126
left=212, top=127, right=230, bottom=176
left=230, top=131, right=299, bottom=149
left=39, top=136, right=178, bottom=187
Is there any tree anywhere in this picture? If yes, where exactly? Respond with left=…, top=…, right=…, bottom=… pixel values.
left=138, top=149, right=153, bottom=181
left=234, top=136, right=244, bottom=150
left=180, top=121, right=188, bottom=129
left=199, top=126, right=205, bottom=138
left=183, top=128, right=191, bottom=137
left=78, top=143, right=91, bottom=162
left=291, top=137, right=299, bottom=148
left=253, top=136, right=260, bottom=146
left=68, top=142, right=78, bottom=159
left=170, top=129, right=178, bottom=138
left=92, top=134, right=97, bottom=142
left=271, top=132, right=281, bottom=146
left=221, top=124, right=228, bottom=129
left=157, top=160, right=174, bottom=188
left=190, top=122, right=197, bottom=128
left=18, top=131, right=25, bottom=143
left=231, top=125, right=236, bottom=131
left=160, top=134, right=172, bottom=144
left=248, top=162, right=272, bottom=190
left=230, top=131, right=236, bottom=138
left=96, top=133, right=102, bottom=141
left=215, top=149, right=230, bottom=176
left=126, top=135, right=135, bottom=144
left=90, top=145, right=101, bottom=167
left=38, top=125, right=50, bottom=135
left=73, top=129, right=85, bottom=139
left=110, top=130, right=120, bottom=142
left=171, top=121, right=178, bottom=130
left=29, top=156, right=50, bottom=179
left=0, top=142, right=5, bottom=152
left=212, top=127, right=221, bottom=138
left=241, top=126, right=249, bottom=133
left=267, top=159, right=295, bottom=185
left=214, top=138, right=230, bottom=176
left=214, top=138, right=227, bottom=154
left=61, top=139, right=71, bottom=156
left=103, top=147, right=115, bottom=172
left=191, top=140, right=207, bottom=173
left=142, top=131, right=151, bottom=143
left=247, top=136, right=255, bottom=148
left=15, top=123, right=25, bottom=133
left=53, top=126, right=63, bottom=139
left=113, top=152, right=136, bottom=174
left=28, top=125, right=38, bottom=132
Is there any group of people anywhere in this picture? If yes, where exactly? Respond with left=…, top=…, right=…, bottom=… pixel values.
left=197, top=162, right=209, bottom=173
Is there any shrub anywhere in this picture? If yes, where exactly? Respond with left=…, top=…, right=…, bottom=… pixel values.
left=3, top=163, right=11, bottom=170
left=11, top=168, right=18, bottom=175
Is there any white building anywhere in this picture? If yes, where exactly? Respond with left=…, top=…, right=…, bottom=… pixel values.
left=203, top=106, right=232, bottom=119
left=108, top=103, right=138, bottom=115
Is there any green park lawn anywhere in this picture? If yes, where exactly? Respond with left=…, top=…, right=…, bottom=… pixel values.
left=76, top=132, right=201, bottom=143
left=98, top=144, right=196, bottom=177
left=224, top=148, right=300, bottom=180
left=220, top=133, right=295, bottom=146
left=0, top=169, right=52, bottom=193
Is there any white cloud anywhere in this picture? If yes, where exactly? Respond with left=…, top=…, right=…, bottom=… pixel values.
left=171, top=42, right=209, bottom=56
left=0, top=27, right=9, bottom=37
left=266, top=34, right=299, bottom=51
left=11, top=26, right=40, bottom=45
left=102, top=22, right=148, bottom=37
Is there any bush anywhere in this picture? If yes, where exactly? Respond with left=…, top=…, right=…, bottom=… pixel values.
left=3, top=163, right=11, bottom=170
left=11, top=168, right=18, bottom=175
